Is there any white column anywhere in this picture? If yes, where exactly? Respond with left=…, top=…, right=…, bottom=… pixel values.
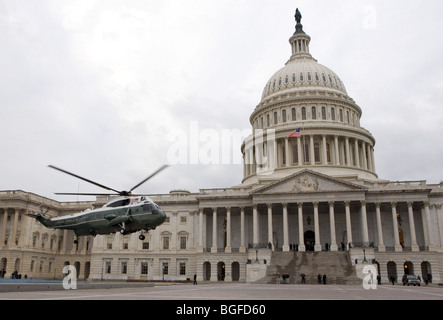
left=240, top=207, right=246, bottom=253
left=253, top=204, right=259, bottom=245
left=197, top=208, right=204, bottom=253
left=297, top=137, right=303, bottom=166
left=313, top=202, right=321, bottom=251
left=298, top=202, right=305, bottom=252
left=211, top=207, right=218, bottom=253
left=391, top=202, right=402, bottom=252
left=407, top=202, right=419, bottom=252
left=360, top=201, right=369, bottom=244
left=11, top=209, right=19, bottom=247
left=375, top=203, right=385, bottom=252
left=424, top=201, right=434, bottom=249
left=322, top=135, right=328, bottom=165
left=345, top=137, right=351, bottom=166
left=282, top=203, right=289, bottom=252
left=267, top=204, right=273, bottom=250
left=310, top=135, right=315, bottom=165
left=285, top=137, right=290, bottom=167
left=354, top=139, right=360, bottom=167
left=1, top=209, right=8, bottom=246
left=345, top=201, right=353, bottom=249
left=362, top=141, right=368, bottom=170
left=334, top=136, right=340, bottom=165
left=329, top=202, right=338, bottom=251
left=225, top=207, right=231, bottom=253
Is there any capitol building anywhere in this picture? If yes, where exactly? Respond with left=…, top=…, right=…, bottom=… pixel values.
left=1, top=10, right=442, bottom=285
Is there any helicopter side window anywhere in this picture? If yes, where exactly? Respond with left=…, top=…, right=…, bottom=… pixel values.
left=108, top=199, right=130, bottom=208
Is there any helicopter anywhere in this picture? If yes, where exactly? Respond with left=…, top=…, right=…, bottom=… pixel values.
left=27, top=165, right=168, bottom=243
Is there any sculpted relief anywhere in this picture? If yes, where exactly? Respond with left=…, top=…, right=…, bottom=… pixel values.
left=292, top=176, right=320, bottom=192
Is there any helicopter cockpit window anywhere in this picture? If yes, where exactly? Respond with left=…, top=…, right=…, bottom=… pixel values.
left=143, top=203, right=159, bottom=212
left=107, top=199, right=130, bottom=208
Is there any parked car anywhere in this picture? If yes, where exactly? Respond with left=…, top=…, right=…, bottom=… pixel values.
left=402, top=274, right=421, bottom=286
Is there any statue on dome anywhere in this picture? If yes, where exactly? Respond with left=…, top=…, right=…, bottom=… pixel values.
left=295, top=8, right=302, bottom=24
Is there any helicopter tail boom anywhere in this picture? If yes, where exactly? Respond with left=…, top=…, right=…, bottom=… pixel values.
left=26, top=213, right=55, bottom=229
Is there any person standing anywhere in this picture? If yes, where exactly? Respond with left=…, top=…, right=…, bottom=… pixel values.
left=193, top=274, right=198, bottom=285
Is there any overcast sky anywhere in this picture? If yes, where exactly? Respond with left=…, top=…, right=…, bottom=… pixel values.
left=1, top=0, right=442, bottom=202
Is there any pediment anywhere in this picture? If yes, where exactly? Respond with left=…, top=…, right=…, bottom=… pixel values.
left=251, top=170, right=367, bottom=195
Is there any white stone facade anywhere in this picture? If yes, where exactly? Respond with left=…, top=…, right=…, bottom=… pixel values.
left=1, top=12, right=443, bottom=284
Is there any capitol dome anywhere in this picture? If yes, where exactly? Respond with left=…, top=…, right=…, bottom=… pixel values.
left=241, top=11, right=378, bottom=186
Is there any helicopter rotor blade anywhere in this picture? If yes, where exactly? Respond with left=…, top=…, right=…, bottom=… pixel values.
left=48, top=165, right=121, bottom=195
left=129, top=164, right=169, bottom=193
left=54, top=192, right=114, bottom=196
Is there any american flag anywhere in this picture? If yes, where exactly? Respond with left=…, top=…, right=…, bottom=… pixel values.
left=288, top=128, right=301, bottom=138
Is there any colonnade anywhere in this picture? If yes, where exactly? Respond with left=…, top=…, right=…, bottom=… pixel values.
left=197, top=200, right=433, bottom=253
left=244, top=134, right=376, bottom=178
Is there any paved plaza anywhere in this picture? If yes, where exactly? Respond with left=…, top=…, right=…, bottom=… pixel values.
left=1, top=282, right=442, bottom=300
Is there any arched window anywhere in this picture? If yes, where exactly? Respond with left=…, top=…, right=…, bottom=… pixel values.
left=339, top=109, right=344, bottom=122
left=302, top=107, right=306, bottom=120
left=274, top=111, right=278, bottom=125
left=312, top=106, right=316, bottom=120
left=267, top=114, right=270, bottom=127
left=282, top=110, right=287, bottom=123
left=331, top=108, right=336, bottom=121
left=321, top=107, right=326, bottom=120
left=291, top=108, right=296, bottom=121
left=292, top=141, right=298, bottom=164
left=303, top=142, right=309, bottom=163
left=326, top=143, right=331, bottom=163
left=314, top=142, right=320, bottom=163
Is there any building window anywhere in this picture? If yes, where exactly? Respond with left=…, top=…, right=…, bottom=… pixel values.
left=302, top=107, right=306, bottom=120
left=162, top=262, right=169, bottom=275
left=331, top=108, right=336, bottom=121
left=105, top=261, right=112, bottom=274
left=163, top=236, right=170, bottom=250
left=274, top=112, right=278, bottom=125
left=327, top=143, right=331, bottom=163
left=300, top=73, right=304, bottom=82
left=282, top=110, right=287, bottom=123
left=314, top=142, right=320, bottom=163
left=267, top=114, right=270, bottom=127
left=285, top=76, right=289, bottom=84
left=142, top=242, right=149, bottom=250
left=141, top=262, right=148, bottom=275
left=304, top=142, right=310, bottom=163
left=322, top=107, right=326, bottom=120
left=292, top=142, right=298, bottom=164
left=121, top=261, right=127, bottom=274
left=312, top=107, right=316, bottom=120
left=291, top=108, right=296, bottom=121
left=180, top=216, right=187, bottom=223
left=179, top=262, right=186, bottom=275
left=339, top=109, right=344, bottom=122
left=180, top=236, right=187, bottom=250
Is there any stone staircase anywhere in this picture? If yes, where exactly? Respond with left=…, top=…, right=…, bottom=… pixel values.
left=256, top=251, right=361, bottom=285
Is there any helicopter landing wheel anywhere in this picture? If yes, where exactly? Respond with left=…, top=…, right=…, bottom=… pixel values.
left=139, top=234, right=146, bottom=241
left=120, top=229, right=125, bottom=234
left=74, top=239, right=79, bottom=244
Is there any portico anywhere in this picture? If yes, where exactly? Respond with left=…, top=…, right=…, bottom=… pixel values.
left=195, top=170, right=433, bottom=256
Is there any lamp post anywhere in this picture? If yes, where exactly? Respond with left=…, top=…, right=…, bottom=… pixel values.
left=362, top=243, right=368, bottom=264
